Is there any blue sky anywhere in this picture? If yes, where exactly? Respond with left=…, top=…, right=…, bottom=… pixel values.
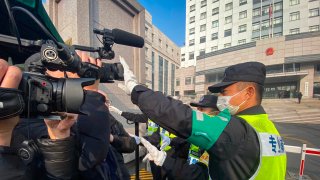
left=138, top=0, right=186, bottom=47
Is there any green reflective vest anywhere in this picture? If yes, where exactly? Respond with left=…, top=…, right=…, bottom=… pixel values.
left=147, top=119, right=159, bottom=136
left=238, top=114, right=287, bottom=180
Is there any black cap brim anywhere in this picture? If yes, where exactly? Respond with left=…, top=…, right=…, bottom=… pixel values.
left=190, top=102, right=209, bottom=107
left=208, top=81, right=237, bottom=93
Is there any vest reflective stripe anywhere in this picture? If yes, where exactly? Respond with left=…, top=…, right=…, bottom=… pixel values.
left=147, top=119, right=159, bottom=136
left=188, top=144, right=203, bottom=165
left=238, top=114, right=287, bottom=180
left=160, top=128, right=176, bottom=151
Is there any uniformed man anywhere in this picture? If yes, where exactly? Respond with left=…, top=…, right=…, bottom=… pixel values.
left=119, top=57, right=287, bottom=180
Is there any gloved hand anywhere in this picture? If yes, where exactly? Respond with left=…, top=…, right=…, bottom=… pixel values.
left=160, top=133, right=171, bottom=151
left=141, top=137, right=167, bottom=166
left=129, top=133, right=141, bottom=145
left=119, top=56, right=138, bottom=94
left=109, top=106, right=122, bottom=115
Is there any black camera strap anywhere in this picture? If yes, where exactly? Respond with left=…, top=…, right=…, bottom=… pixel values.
left=0, top=88, right=25, bottom=120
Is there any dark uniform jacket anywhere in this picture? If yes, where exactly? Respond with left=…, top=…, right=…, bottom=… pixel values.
left=109, top=114, right=136, bottom=180
left=131, top=85, right=260, bottom=180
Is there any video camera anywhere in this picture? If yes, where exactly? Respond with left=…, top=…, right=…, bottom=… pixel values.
left=0, top=0, right=144, bottom=118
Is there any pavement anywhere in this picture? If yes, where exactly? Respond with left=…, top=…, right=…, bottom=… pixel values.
left=263, top=98, right=320, bottom=180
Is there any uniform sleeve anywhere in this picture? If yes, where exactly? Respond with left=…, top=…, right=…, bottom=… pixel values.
left=121, top=112, right=148, bottom=123
left=111, top=120, right=136, bottom=153
left=131, top=85, right=192, bottom=138
left=162, top=156, right=209, bottom=180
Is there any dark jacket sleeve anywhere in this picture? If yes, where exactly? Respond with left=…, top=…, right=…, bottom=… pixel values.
left=162, top=156, right=209, bottom=180
left=143, top=128, right=161, bottom=147
left=131, top=85, right=192, bottom=138
left=37, top=136, right=77, bottom=180
left=110, top=117, right=136, bottom=153
left=121, top=112, right=148, bottom=123
left=76, top=91, right=110, bottom=171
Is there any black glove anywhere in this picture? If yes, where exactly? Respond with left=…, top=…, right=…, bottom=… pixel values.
left=37, top=136, right=77, bottom=179
left=0, top=88, right=24, bottom=120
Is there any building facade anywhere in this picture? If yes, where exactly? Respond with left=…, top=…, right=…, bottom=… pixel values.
left=196, top=31, right=320, bottom=98
left=176, top=0, right=320, bottom=98
left=144, top=11, right=180, bottom=95
left=182, top=0, right=320, bottom=67
left=45, top=0, right=180, bottom=95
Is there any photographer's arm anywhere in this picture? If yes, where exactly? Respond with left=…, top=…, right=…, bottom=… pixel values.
left=0, top=59, right=22, bottom=146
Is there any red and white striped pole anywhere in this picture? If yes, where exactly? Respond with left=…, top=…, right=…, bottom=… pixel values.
left=299, top=144, right=307, bottom=180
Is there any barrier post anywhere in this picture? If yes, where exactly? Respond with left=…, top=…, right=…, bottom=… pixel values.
left=299, top=144, right=307, bottom=180
left=135, top=122, right=139, bottom=180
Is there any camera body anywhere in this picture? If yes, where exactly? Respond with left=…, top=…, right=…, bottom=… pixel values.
left=19, top=72, right=94, bottom=118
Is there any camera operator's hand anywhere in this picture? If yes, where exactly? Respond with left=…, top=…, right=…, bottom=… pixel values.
left=46, top=51, right=102, bottom=91
left=77, top=51, right=102, bottom=91
left=119, top=56, right=138, bottom=94
left=44, top=113, right=78, bottom=140
left=0, top=59, right=22, bottom=146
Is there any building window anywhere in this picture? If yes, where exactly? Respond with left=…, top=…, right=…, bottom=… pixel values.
left=225, top=16, right=232, bottom=24
left=200, top=36, right=206, bottom=43
left=252, top=22, right=260, bottom=32
left=201, top=0, right=207, bottom=7
left=225, top=2, right=233, bottom=11
left=262, top=6, right=270, bottom=16
left=200, top=12, right=207, bottom=20
left=199, top=49, right=206, bottom=56
left=212, top=7, right=219, bottom=16
left=189, top=52, right=194, bottom=60
left=176, top=78, right=180, bottom=86
left=190, top=4, right=195, bottom=12
left=145, top=47, right=148, bottom=56
left=224, top=29, right=232, bottom=37
left=211, top=46, right=218, bottom=51
left=213, top=0, right=219, bottom=3
left=290, top=11, right=300, bottom=21
left=189, top=39, right=195, bottom=46
left=189, top=28, right=195, bottom=35
left=212, top=20, right=219, bottom=28
left=181, top=53, right=185, bottom=61
left=273, top=17, right=283, bottom=26
left=151, top=52, right=155, bottom=90
left=164, top=60, right=168, bottom=94
left=185, top=77, right=192, bottom=85
left=290, top=0, right=300, bottom=6
left=290, top=28, right=300, bottom=35
left=238, top=39, right=246, bottom=45
left=145, top=27, right=148, bottom=34
left=239, top=10, right=247, bottom=19
left=239, top=0, right=247, bottom=6
left=252, top=37, right=260, bottom=41
left=171, top=64, right=175, bottom=95
left=238, top=24, right=247, bottom=33
left=200, top=24, right=206, bottom=32
left=261, top=20, right=269, bottom=30
left=309, top=8, right=319, bottom=17
left=211, top=33, right=218, bottom=40
left=274, top=3, right=283, bottom=12
left=159, top=39, right=162, bottom=47
left=309, top=25, right=320, bottom=32
left=253, top=8, right=260, bottom=17
left=190, top=16, right=195, bottom=23
left=274, top=32, right=282, bottom=37
left=158, top=56, right=163, bottom=92
left=224, top=43, right=231, bottom=48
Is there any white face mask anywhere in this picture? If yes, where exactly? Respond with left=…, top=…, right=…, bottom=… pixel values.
left=217, top=88, right=248, bottom=115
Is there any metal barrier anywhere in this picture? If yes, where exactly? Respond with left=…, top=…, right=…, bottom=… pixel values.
left=285, top=144, right=320, bottom=180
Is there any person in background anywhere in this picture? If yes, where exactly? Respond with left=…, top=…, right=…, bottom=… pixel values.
left=297, top=91, right=303, bottom=104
